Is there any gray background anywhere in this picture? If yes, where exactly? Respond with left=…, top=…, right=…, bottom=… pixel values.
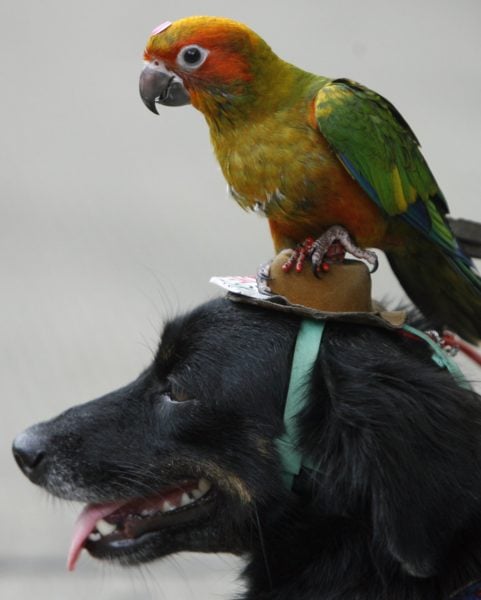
left=1, top=0, right=481, bottom=598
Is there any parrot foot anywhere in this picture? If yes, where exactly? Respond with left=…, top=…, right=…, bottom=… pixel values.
left=281, top=228, right=370, bottom=275
left=281, top=237, right=317, bottom=274
left=310, top=226, right=378, bottom=275
left=256, top=260, right=273, bottom=294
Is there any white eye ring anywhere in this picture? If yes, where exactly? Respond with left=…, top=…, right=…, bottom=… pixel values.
left=176, top=45, right=209, bottom=71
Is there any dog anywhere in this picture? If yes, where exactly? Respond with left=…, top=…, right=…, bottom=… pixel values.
left=12, top=297, right=481, bottom=599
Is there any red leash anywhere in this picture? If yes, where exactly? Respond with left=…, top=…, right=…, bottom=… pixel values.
left=441, top=331, right=481, bottom=368
left=400, top=328, right=481, bottom=369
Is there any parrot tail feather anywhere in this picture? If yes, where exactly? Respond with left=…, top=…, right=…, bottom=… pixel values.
left=386, top=238, right=481, bottom=344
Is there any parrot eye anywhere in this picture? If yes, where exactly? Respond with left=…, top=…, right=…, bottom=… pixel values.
left=177, top=45, right=209, bottom=70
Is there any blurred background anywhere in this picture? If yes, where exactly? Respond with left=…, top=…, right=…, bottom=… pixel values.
left=1, top=0, right=480, bottom=598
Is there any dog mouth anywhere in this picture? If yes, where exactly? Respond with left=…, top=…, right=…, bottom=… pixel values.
left=67, top=477, right=214, bottom=570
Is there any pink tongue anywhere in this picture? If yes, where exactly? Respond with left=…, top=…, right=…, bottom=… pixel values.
left=67, top=484, right=197, bottom=571
left=67, top=500, right=127, bottom=571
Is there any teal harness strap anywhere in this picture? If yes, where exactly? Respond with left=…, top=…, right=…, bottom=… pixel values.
left=275, top=319, right=471, bottom=492
left=275, top=320, right=325, bottom=489
left=402, top=324, right=471, bottom=390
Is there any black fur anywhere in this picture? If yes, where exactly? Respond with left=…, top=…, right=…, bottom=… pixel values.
left=12, top=298, right=481, bottom=599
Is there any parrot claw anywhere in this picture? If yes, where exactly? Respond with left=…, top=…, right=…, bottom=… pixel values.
left=281, top=237, right=316, bottom=274
left=256, top=261, right=273, bottom=295
left=310, top=226, right=378, bottom=275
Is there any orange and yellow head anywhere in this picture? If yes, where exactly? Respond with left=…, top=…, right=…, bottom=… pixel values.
left=139, top=16, right=278, bottom=116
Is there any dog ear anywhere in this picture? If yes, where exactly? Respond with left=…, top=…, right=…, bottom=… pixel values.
left=298, top=325, right=481, bottom=578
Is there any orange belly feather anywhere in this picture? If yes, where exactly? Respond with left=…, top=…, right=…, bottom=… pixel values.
left=212, top=101, right=388, bottom=253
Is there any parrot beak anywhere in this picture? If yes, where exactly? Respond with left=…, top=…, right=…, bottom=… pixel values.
left=139, top=62, right=191, bottom=112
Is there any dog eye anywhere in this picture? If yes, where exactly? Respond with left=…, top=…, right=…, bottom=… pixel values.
left=161, top=381, right=192, bottom=403
left=171, top=386, right=191, bottom=403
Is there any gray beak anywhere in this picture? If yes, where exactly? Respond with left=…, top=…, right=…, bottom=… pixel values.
left=139, top=63, right=191, bottom=113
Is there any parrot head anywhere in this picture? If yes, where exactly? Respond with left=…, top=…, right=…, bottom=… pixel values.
left=139, top=16, right=280, bottom=119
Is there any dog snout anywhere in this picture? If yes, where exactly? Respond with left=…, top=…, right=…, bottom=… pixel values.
left=12, top=427, right=47, bottom=481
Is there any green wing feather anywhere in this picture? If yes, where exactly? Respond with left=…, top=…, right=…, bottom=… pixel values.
left=315, top=78, right=468, bottom=263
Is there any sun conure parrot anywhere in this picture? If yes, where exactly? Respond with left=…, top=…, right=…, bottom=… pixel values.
left=139, top=16, right=481, bottom=342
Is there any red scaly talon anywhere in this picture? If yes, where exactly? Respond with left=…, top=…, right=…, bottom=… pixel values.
left=282, top=255, right=296, bottom=273
left=282, top=237, right=315, bottom=273
left=295, top=254, right=305, bottom=272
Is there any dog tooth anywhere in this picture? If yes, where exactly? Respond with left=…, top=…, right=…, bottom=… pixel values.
left=96, top=518, right=117, bottom=536
left=161, top=500, right=175, bottom=513
left=191, top=489, right=203, bottom=499
left=88, top=532, right=101, bottom=542
left=180, top=492, right=191, bottom=507
left=198, top=478, right=211, bottom=494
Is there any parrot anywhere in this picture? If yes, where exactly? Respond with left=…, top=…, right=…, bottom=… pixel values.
left=139, top=16, right=481, bottom=342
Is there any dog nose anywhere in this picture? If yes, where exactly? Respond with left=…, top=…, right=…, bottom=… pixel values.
left=12, top=429, right=46, bottom=478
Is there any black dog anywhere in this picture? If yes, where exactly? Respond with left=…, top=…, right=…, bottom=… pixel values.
left=12, top=298, right=481, bottom=599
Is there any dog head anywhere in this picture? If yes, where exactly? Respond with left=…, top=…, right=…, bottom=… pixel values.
left=12, top=299, right=297, bottom=569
